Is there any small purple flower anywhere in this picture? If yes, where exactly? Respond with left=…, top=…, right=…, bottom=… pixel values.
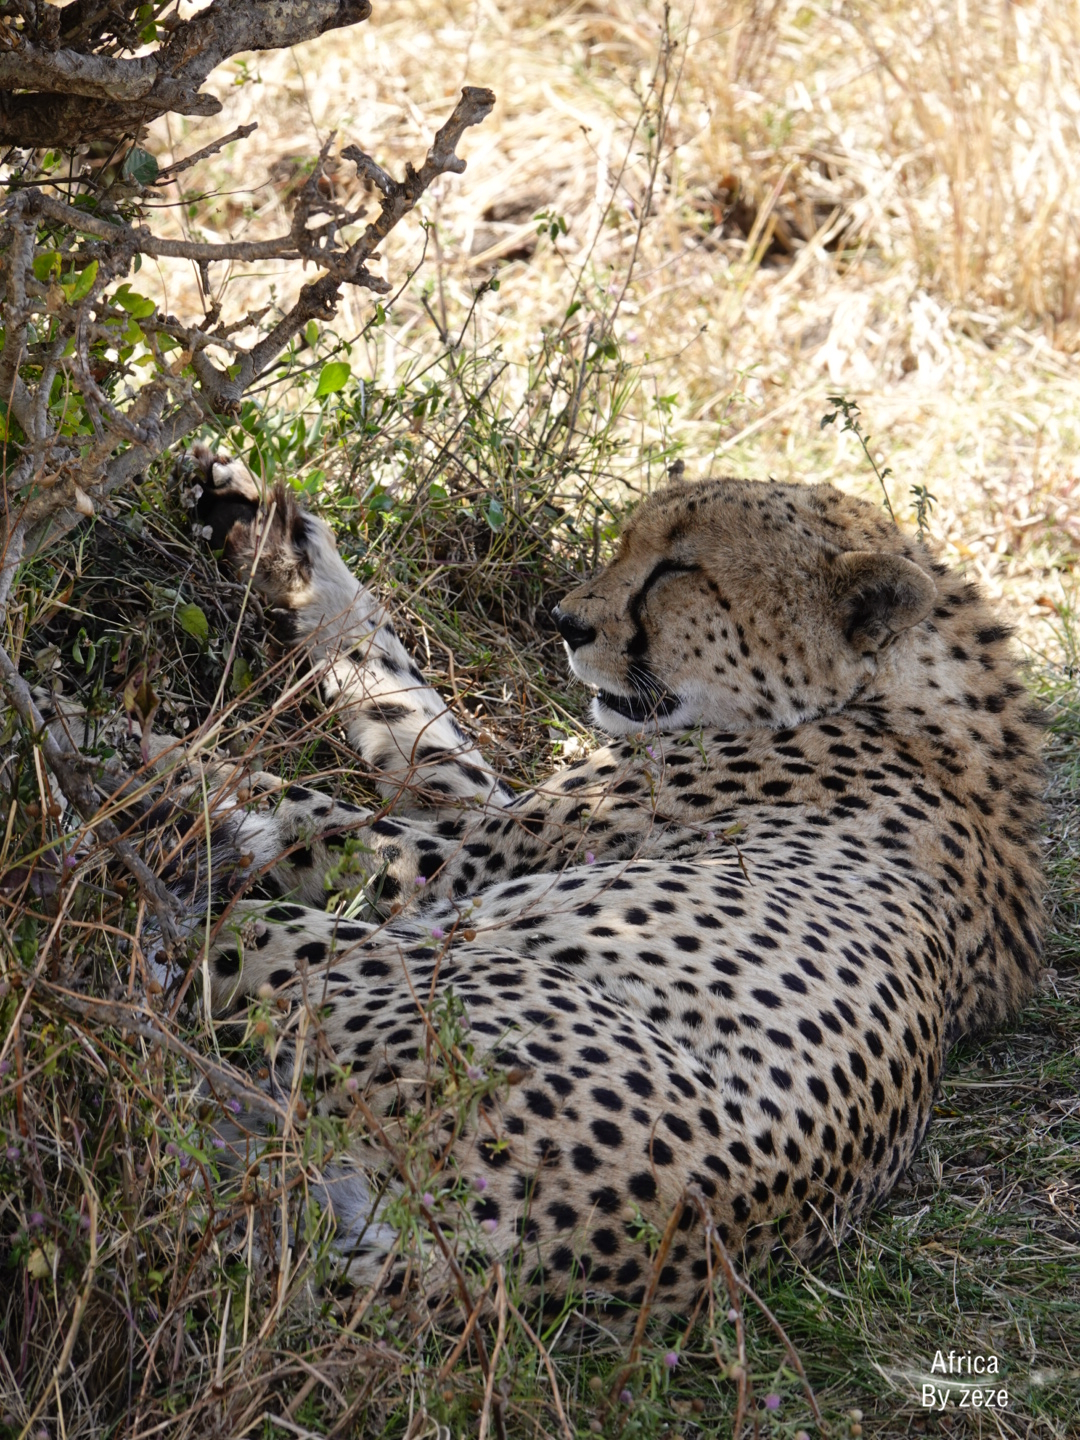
left=5, top=1146, right=19, bottom=1162
left=422, top=1192, right=435, bottom=1208
left=79, top=1214, right=91, bottom=1230
left=727, top=1307, right=739, bottom=1323
left=165, top=1142, right=178, bottom=1157
left=345, top=1076, right=359, bottom=1093
left=467, top=1064, right=484, bottom=1083
left=64, top=854, right=79, bottom=870
left=211, top=1137, right=227, bottom=1150
left=584, top=851, right=595, bottom=864
left=764, top=1394, right=781, bottom=1411
left=28, top=1211, right=44, bottom=1228
left=415, top=875, right=427, bottom=887
left=664, top=1351, right=679, bottom=1370
left=474, top=1175, right=488, bottom=1192
left=0, top=1059, right=10, bottom=1075
left=706, top=830, right=716, bottom=842
left=480, top=1217, right=498, bottom=1234
left=646, top=746, right=657, bottom=759
left=619, top=1388, right=633, bottom=1405
left=226, top=1098, right=242, bottom=1115
left=431, top=926, right=445, bottom=940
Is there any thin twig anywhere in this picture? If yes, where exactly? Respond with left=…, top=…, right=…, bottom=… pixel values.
left=0, top=644, right=184, bottom=942
left=735, top=1271, right=824, bottom=1427
left=506, top=1301, right=576, bottom=1440
left=435, top=1270, right=495, bottom=1380
left=13, top=1167, right=97, bottom=1440
left=478, top=1263, right=508, bottom=1440
left=16, top=190, right=304, bottom=262
left=42, top=985, right=288, bottom=1120
left=347, top=1090, right=493, bottom=1380
left=157, top=123, right=259, bottom=182
left=558, top=321, right=595, bottom=468
left=704, top=1221, right=752, bottom=1436
left=609, top=1191, right=688, bottom=1402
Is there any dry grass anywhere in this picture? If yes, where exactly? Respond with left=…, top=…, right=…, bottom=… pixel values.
left=3, top=1, right=1080, bottom=1437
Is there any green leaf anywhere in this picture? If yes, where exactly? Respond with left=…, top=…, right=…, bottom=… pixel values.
left=114, top=285, right=156, bottom=318
left=176, top=603, right=209, bottom=646
left=304, top=320, right=319, bottom=348
left=66, top=259, right=98, bottom=303
left=484, top=496, right=505, bottom=532
left=122, top=146, right=159, bottom=187
left=230, top=657, right=253, bottom=694
left=32, top=253, right=61, bottom=282
left=315, top=360, right=350, bottom=397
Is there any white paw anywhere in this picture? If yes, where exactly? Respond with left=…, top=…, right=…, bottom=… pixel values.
left=190, top=443, right=265, bottom=504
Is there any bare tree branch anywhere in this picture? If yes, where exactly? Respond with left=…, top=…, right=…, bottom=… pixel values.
left=0, top=44, right=172, bottom=104
left=17, top=192, right=304, bottom=263
left=1, top=83, right=492, bottom=537
left=157, top=122, right=260, bottom=182
left=0, top=0, right=374, bottom=146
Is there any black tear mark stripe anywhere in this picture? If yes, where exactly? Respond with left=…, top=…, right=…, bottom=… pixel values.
left=627, top=561, right=700, bottom=658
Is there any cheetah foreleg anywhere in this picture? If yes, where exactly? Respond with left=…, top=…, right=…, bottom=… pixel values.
left=185, top=447, right=512, bottom=813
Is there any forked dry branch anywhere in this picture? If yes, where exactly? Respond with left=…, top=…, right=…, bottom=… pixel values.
left=0, top=87, right=494, bottom=563
left=0, top=1, right=493, bottom=936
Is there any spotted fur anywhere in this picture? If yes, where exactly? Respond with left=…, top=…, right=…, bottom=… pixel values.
left=186, top=451, right=1045, bottom=1317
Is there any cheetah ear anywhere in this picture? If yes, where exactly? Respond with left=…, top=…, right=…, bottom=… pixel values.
left=829, top=550, right=936, bottom=652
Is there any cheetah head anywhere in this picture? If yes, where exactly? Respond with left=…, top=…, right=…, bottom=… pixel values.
left=554, top=478, right=937, bottom=735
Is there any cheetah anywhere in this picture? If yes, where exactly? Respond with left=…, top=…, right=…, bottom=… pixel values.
left=180, top=447, right=1044, bottom=1319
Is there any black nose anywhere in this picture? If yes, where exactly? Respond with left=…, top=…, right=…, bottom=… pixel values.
left=552, top=607, right=597, bottom=652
